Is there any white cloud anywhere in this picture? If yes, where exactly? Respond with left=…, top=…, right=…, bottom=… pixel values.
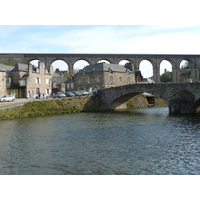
left=35, top=25, right=200, bottom=54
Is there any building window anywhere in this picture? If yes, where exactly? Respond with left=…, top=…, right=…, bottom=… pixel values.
left=46, top=79, right=49, bottom=84
left=96, top=76, right=99, bottom=83
left=19, top=80, right=26, bottom=86
left=6, top=77, right=11, bottom=84
left=119, top=76, right=122, bottom=82
left=90, top=77, right=94, bottom=83
left=53, top=82, right=57, bottom=88
left=36, top=77, right=40, bottom=84
left=110, top=76, right=113, bottom=82
left=127, top=77, right=130, bottom=83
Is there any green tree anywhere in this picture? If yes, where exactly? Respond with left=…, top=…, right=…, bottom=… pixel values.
left=160, top=71, right=172, bottom=83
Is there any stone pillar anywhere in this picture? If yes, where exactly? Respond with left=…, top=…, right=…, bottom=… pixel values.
left=172, top=58, right=180, bottom=83
left=68, top=62, right=74, bottom=74
left=28, top=63, right=33, bottom=75
left=39, top=61, right=45, bottom=75
left=134, top=58, right=140, bottom=72
left=192, top=59, right=199, bottom=82
left=152, top=59, right=160, bottom=83
left=172, top=65, right=179, bottom=83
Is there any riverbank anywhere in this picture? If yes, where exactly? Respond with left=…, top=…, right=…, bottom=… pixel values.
left=0, top=95, right=102, bottom=119
left=0, top=94, right=167, bottom=120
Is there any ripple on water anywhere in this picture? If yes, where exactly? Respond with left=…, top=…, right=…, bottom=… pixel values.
left=0, top=107, right=200, bottom=174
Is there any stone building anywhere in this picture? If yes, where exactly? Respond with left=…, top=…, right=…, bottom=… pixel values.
left=0, top=70, right=6, bottom=96
left=0, top=61, right=53, bottom=98
left=70, top=63, right=136, bottom=93
left=0, top=64, right=15, bottom=96
left=18, top=62, right=53, bottom=98
left=51, top=71, right=68, bottom=94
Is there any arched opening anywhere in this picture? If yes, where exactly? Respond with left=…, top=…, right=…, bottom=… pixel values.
left=195, top=99, right=200, bottom=113
left=179, top=60, right=192, bottom=82
left=30, top=59, right=40, bottom=67
left=118, top=60, right=130, bottom=65
left=139, top=60, right=153, bottom=81
left=29, top=59, right=46, bottom=73
left=51, top=60, right=70, bottom=93
left=113, top=92, right=167, bottom=110
left=170, top=90, right=195, bottom=113
left=97, top=60, right=110, bottom=64
left=73, top=60, right=90, bottom=74
left=160, top=60, right=172, bottom=83
left=51, top=60, right=69, bottom=73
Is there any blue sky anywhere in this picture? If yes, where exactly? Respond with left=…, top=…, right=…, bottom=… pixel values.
left=1, top=25, right=200, bottom=77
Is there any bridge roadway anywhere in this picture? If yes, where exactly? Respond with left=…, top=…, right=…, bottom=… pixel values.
left=1, top=53, right=200, bottom=83
left=97, top=82, right=200, bottom=114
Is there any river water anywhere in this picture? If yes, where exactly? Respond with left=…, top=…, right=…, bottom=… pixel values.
left=0, top=107, right=200, bottom=175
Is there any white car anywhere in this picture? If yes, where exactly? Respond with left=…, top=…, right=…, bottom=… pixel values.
left=0, top=95, right=15, bottom=102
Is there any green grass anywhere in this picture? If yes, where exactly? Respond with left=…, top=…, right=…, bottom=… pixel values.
left=0, top=95, right=102, bottom=120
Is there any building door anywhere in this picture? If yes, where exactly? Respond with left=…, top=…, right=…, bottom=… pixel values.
left=36, top=87, right=40, bottom=95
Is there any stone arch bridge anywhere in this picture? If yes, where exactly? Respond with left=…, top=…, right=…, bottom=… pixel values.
left=97, top=83, right=200, bottom=114
left=1, top=53, right=200, bottom=83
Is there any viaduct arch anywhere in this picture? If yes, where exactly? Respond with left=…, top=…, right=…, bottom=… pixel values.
left=1, top=53, right=200, bottom=83
left=97, top=83, right=200, bottom=114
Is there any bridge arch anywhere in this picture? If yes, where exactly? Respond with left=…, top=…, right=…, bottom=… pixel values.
left=73, top=59, right=90, bottom=71
left=98, top=83, right=200, bottom=113
left=139, top=59, right=154, bottom=78
left=112, top=92, right=141, bottom=110
left=28, top=57, right=45, bottom=64
left=50, top=58, right=69, bottom=66
left=72, top=58, right=92, bottom=66
left=169, top=90, right=195, bottom=113
left=118, top=59, right=131, bottom=65
left=51, top=60, right=69, bottom=72
left=160, top=60, right=173, bottom=82
left=194, top=98, right=200, bottom=113
left=97, top=59, right=111, bottom=64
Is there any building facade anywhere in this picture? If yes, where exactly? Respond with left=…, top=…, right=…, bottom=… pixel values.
left=51, top=69, right=68, bottom=94
left=0, top=61, right=53, bottom=98
left=67, top=63, right=137, bottom=93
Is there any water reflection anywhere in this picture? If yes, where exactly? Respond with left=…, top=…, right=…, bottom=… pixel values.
left=0, top=107, right=200, bottom=174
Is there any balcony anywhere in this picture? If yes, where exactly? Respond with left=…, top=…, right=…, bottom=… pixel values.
left=6, top=83, right=20, bottom=89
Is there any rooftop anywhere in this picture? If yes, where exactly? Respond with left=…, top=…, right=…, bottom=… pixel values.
left=76, top=63, right=133, bottom=75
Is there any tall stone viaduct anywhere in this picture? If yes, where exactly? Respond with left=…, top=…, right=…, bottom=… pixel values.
left=97, top=83, right=200, bottom=114
left=1, top=53, right=200, bottom=83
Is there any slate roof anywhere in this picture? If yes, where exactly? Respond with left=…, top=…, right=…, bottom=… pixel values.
left=52, top=76, right=68, bottom=84
left=12, top=63, right=28, bottom=71
left=0, top=64, right=15, bottom=72
left=53, top=72, right=61, bottom=78
left=76, top=63, right=132, bottom=74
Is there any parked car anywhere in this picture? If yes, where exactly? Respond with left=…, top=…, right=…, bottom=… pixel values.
left=80, top=90, right=90, bottom=96
left=65, top=92, right=76, bottom=97
left=36, top=94, right=50, bottom=99
left=0, top=95, right=15, bottom=102
left=54, top=92, right=66, bottom=98
left=73, top=91, right=82, bottom=96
